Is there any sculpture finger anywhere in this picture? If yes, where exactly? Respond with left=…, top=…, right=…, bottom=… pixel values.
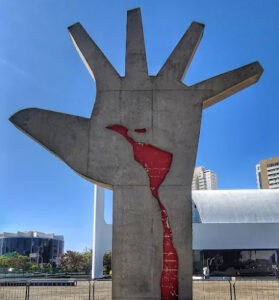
left=68, top=23, right=120, bottom=90
left=192, top=61, right=263, bottom=109
left=125, top=8, right=148, bottom=80
left=10, top=108, right=91, bottom=180
left=157, top=22, right=204, bottom=82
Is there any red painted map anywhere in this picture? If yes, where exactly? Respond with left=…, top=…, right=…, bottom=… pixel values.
left=107, top=125, right=178, bottom=300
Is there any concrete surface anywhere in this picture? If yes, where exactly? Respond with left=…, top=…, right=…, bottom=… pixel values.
left=10, top=8, right=263, bottom=300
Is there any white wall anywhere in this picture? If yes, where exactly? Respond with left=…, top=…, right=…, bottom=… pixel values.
left=92, top=185, right=112, bottom=279
left=193, top=223, right=279, bottom=250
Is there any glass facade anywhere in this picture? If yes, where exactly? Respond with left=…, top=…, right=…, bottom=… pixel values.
left=193, top=249, right=278, bottom=276
left=192, top=202, right=201, bottom=223
left=0, top=237, right=64, bottom=265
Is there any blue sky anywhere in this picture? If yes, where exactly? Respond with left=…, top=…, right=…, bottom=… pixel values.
left=0, top=0, right=278, bottom=251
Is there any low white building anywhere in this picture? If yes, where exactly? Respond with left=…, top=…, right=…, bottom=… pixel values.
left=93, top=187, right=279, bottom=277
left=192, top=189, right=279, bottom=275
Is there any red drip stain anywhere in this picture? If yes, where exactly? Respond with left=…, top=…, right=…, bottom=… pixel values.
left=107, top=125, right=178, bottom=300
left=135, top=128, right=147, bottom=133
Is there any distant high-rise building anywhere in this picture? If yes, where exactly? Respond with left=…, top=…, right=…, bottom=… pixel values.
left=0, top=231, right=64, bottom=265
left=192, top=166, right=218, bottom=190
left=256, top=156, right=279, bottom=189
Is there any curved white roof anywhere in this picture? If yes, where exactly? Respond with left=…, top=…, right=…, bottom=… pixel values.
left=192, top=190, right=279, bottom=223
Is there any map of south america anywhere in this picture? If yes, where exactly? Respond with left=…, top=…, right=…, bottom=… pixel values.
left=107, top=125, right=178, bottom=300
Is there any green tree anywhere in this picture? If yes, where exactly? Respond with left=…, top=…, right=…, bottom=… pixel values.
left=82, top=248, right=92, bottom=274
left=58, top=251, right=85, bottom=272
left=103, top=252, right=112, bottom=275
left=9, top=254, right=29, bottom=270
left=58, top=249, right=93, bottom=274
left=30, top=263, right=39, bottom=272
left=0, top=252, right=30, bottom=270
left=0, top=254, right=10, bottom=267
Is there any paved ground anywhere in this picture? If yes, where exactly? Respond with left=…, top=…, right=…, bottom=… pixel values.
left=0, top=281, right=112, bottom=300
left=1, top=279, right=279, bottom=299
left=234, top=280, right=279, bottom=300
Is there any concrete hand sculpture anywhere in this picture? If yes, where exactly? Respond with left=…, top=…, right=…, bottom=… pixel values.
left=10, top=8, right=263, bottom=300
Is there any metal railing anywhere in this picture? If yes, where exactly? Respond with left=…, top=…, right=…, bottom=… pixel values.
left=1, top=277, right=279, bottom=299
left=193, top=278, right=232, bottom=299
left=193, top=278, right=279, bottom=300
left=232, top=278, right=279, bottom=300
left=0, top=278, right=111, bottom=300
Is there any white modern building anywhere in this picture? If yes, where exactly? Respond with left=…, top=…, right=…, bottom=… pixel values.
left=192, top=166, right=218, bottom=190
left=93, top=186, right=279, bottom=277
left=192, top=190, right=279, bottom=275
left=256, top=164, right=262, bottom=188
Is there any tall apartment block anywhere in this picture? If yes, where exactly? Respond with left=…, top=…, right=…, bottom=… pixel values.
left=192, top=166, right=218, bottom=190
left=256, top=156, right=279, bottom=189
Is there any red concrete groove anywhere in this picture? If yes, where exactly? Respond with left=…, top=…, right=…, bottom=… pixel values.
left=107, top=125, right=178, bottom=300
left=134, top=128, right=147, bottom=133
